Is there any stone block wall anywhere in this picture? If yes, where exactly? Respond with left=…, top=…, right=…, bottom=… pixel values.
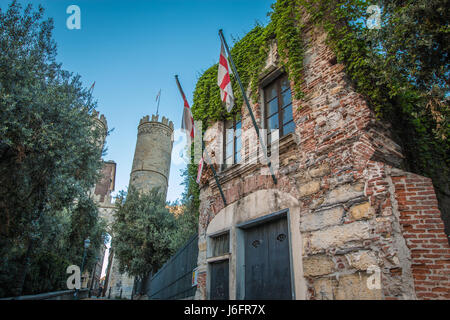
left=106, top=256, right=135, bottom=299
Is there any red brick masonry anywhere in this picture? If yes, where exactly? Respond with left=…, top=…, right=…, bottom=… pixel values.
left=393, top=173, right=450, bottom=299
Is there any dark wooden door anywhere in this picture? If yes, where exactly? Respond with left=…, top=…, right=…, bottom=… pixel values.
left=244, top=217, right=292, bottom=299
left=210, top=260, right=229, bottom=300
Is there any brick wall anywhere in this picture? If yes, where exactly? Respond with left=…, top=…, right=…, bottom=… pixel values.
left=94, top=161, right=116, bottom=203
left=392, top=172, right=450, bottom=299
left=194, top=272, right=207, bottom=300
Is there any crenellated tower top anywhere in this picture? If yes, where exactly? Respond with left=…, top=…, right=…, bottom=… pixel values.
left=139, top=114, right=174, bottom=130
left=92, top=109, right=108, bottom=132
left=130, top=114, right=174, bottom=197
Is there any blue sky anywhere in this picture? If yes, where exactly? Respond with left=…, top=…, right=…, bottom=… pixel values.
left=4, top=0, right=274, bottom=202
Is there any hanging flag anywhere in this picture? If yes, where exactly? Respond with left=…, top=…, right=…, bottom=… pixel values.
left=174, top=75, right=227, bottom=205
left=218, top=29, right=277, bottom=185
left=196, top=156, right=204, bottom=184
left=217, top=40, right=235, bottom=112
left=175, top=75, right=195, bottom=141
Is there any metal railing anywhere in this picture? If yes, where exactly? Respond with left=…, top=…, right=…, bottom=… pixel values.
left=146, top=234, right=198, bottom=300
left=0, top=289, right=90, bottom=300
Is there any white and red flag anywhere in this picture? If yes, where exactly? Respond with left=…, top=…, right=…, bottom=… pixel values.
left=196, top=156, right=204, bottom=184
left=218, top=41, right=234, bottom=112
left=175, top=76, right=195, bottom=141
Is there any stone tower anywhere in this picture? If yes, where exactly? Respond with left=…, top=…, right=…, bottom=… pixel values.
left=90, top=110, right=117, bottom=295
left=129, top=114, right=174, bottom=197
left=91, top=110, right=115, bottom=224
left=92, top=109, right=108, bottom=154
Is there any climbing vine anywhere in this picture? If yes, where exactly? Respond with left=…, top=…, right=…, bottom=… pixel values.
left=268, top=0, right=305, bottom=100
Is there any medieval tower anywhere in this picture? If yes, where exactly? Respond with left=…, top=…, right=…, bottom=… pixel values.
left=129, top=114, right=174, bottom=196
left=89, top=110, right=117, bottom=294
left=106, top=114, right=174, bottom=299
left=92, top=110, right=108, bottom=153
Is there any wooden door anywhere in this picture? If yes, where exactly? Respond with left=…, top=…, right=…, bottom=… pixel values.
left=210, top=260, right=229, bottom=300
left=244, top=217, right=292, bottom=299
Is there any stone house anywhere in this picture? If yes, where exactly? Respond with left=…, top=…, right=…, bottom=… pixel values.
left=193, top=23, right=450, bottom=300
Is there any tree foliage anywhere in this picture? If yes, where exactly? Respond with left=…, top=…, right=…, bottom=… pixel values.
left=112, top=187, right=177, bottom=278
left=0, top=1, right=107, bottom=297
left=170, top=163, right=200, bottom=251
left=111, top=166, right=201, bottom=279
left=0, top=195, right=107, bottom=298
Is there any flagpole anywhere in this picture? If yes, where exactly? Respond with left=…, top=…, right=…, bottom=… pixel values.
left=89, top=81, right=96, bottom=95
left=156, top=90, right=161, bottom=116
left=174, top=75, right=227, bottom=206
left=175, top=75, right=194, bottom=139
left=175, top=75, right=187, bottom=103
left=218, top=29, right=277, bottom=185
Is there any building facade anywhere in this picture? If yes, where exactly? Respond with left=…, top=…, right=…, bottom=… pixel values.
left=194, top=25, right=450, bottom=300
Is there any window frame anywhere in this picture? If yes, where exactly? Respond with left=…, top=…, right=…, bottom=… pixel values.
left=210, top=232, right=230, bottom=258
left=263, top=74, right=294, bottom=141
left=223, top=115, right=242, bottom=168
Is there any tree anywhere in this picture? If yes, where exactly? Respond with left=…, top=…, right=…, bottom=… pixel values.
left=0, top=1, right=107, bottom=296
left=66, top=195, right=108, bottom=273
left=112, top=187, right=177, bottom=280
left=376, top=0, right=449, bottom=93
left=0, top=194, right=108, bottom=298
left=170, top=164, right=200, bottom=251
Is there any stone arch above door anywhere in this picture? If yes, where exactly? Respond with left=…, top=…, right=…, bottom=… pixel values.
left=205, top=189, right=307, bottom=300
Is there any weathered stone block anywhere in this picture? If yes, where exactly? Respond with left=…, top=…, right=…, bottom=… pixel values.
left=198, top=241, right=207, bottom=252
left=330, top=86, right=343, bottom=95
left=298, top=180, right=321, bottom=197
left=293, top=169, right=310, bottom=184
left=349, top=202, right=374, bottom=220
left=322, top=183, right=365, bottom=206
left=312, top=277, right=337, bottom=300
left=345, top=250, right=378, bottom=271
left=300, top=206, right=344, bottom=231
left=309, top=163, right=331, bottom=178
left=335, top=273, right=382, bottom=300
left=303, top=255, right=335, bottom=277
left=309, top=197, right=325, bottom=210
left=306, top=221, right=372, bottom=253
